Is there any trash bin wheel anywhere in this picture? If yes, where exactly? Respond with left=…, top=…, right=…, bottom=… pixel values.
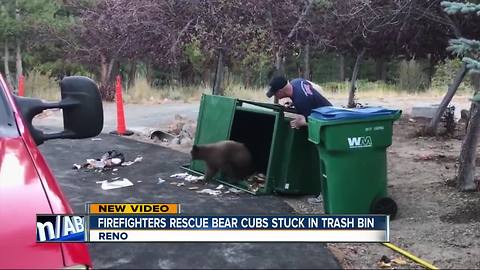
left=371, top=197, right=397, bottom=219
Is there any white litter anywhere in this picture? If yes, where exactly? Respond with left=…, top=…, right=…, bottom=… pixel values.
left=188, top=187, right=200, bottom=190
left=121, top=161, right=135, bottom=166
left=101, top=178, right=134, bottom=190
left=157, top=178, right=166, bottom=184
left=73, top=164, right=82, bottom=170
left=137, top=180, right=143, bottom=183
left=91, top=138, right=102, bottom=141
left=215, top=184, right=224, bottom=190
left=113, top=168, right=118, bottom=172
left=170, top=173, right=189, bottom=178
left=111, top=158, right=122, bottom=165
left=134, top=156, right=143, bottom=163
left=307, top=195, right=323, bottom=204
left=196, top=189, right=222, bottom=196
left=228, top=187, right=243, bottom=194
left=184, top=176, right=203, bottom=183
left=177, top=182, right=185, bottom=187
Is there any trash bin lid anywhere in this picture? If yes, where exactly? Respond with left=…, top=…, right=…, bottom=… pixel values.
left=310, top=106, right=400, bottom=121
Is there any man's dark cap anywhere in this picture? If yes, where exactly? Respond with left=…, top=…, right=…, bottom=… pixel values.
left=266, top=76, right=288, bottom=98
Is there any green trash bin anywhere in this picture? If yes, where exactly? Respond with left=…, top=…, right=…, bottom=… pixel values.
left=184, top=94, right=322, bottom=195
left=307, top=108, right=401, bottom=217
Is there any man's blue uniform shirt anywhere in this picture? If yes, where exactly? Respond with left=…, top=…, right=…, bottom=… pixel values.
left=290, top=78, right=332, bottom=119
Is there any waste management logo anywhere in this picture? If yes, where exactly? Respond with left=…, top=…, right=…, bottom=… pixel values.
left=347, top=136, right=372, bottom=148
left=36, top=215, right=85, bottom=242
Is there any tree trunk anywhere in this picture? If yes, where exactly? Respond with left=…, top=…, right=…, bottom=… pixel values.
left=3, top=41, right=14, bottom=91
left=99, top=54, right=115, bottom=101
left=15, top=0, right=22, bottom=83
left=339, top=54, right=346, bottom=82
left=376, top=57, right=387, bottom=82
left=213, top=50, right=224, bottom=95
left=303, top=43, right=311, bottom=80
left=427, top=54, right=436, bottom=88
left=457, top=73, right=480, bottom=192
left=273, top=50, right=285, bottom=104
left=127, top=61, right=136, bottom=90
left=425, top=64, right=468, bottom=136
left=348, top=48, right=366, bottom=108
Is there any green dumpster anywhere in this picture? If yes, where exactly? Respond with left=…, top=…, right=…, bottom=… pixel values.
left=185, top=94, right=322, bottom=195
left=307, top=107, right=401, bottom=217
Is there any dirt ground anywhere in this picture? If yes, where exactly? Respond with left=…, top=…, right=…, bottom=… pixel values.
left=284, top=113, right=480, bottom=269
left=126, top=96, right=480, bottom=269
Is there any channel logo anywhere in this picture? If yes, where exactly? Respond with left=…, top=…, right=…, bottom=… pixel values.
left=36, top=215, right=85, bottom=242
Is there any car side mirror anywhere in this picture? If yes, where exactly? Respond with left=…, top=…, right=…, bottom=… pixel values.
left=14, top=76, right=104, bottom=145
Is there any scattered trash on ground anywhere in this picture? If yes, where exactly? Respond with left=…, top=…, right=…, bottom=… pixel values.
left=170, top=173, right=189, bottom=178
left=157, top=178, right=166, bottom=184
left=308, top=195, right=323, bottom=204
left=391, top=257, right=407, bottom=266
left=170, top=172, right=203, bottom=183
left=188, top=187, right=200, bottom=190
left=73, top=151, right=143, bottom=171
left=137, top=180, right=142, bottom=183
left=150, top=114, right=196, bottom=147
left=196, top=189, right=222, bottom=196
left=378, top=255, right=391, bottom=268
left=91, top=138, right=103, bottom=141
left=245, top=173, right=266, bottom=192
left=228, top=187, right=243, bottom=194
left=216, top=184, right=224, bottom=190
left=121, top=161, right=135, bottom=166
left=177, top=182, right=185, bottom=187
left=99, top=178, right=134, bottom=190
left=73, top=164, right=82, bottom=170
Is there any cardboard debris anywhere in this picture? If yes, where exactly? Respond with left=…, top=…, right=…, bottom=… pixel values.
left=196, top=189, right=222, bottom=196
left=378, top=261, right=391, bottom=268
left=100, top=178, right=134, bottom=190
left=391, top=257, right=407, bottom=266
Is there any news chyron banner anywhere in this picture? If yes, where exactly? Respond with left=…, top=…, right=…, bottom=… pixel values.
left=37, top=203, right=389, bottom=243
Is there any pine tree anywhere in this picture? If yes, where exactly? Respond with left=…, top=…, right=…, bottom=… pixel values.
left=441, top=1, right=480, bottom=191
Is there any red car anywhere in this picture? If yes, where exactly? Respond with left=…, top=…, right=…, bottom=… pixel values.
left=0, top=74, right=103, bottom=269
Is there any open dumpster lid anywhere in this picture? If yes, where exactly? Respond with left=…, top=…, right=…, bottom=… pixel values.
left=310, top=106, right=401, bottom=121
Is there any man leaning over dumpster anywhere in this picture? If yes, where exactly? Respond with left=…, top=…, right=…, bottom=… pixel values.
left=266, top=76, right=332, bottom=129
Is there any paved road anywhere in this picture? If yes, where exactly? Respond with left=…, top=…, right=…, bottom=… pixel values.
left=39, top=134, right=340, bottom=269
left=34, top=102, right=200, bottom=134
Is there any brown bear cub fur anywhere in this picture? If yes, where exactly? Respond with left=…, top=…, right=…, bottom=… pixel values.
left=190, top=140, right=255, bottom=183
